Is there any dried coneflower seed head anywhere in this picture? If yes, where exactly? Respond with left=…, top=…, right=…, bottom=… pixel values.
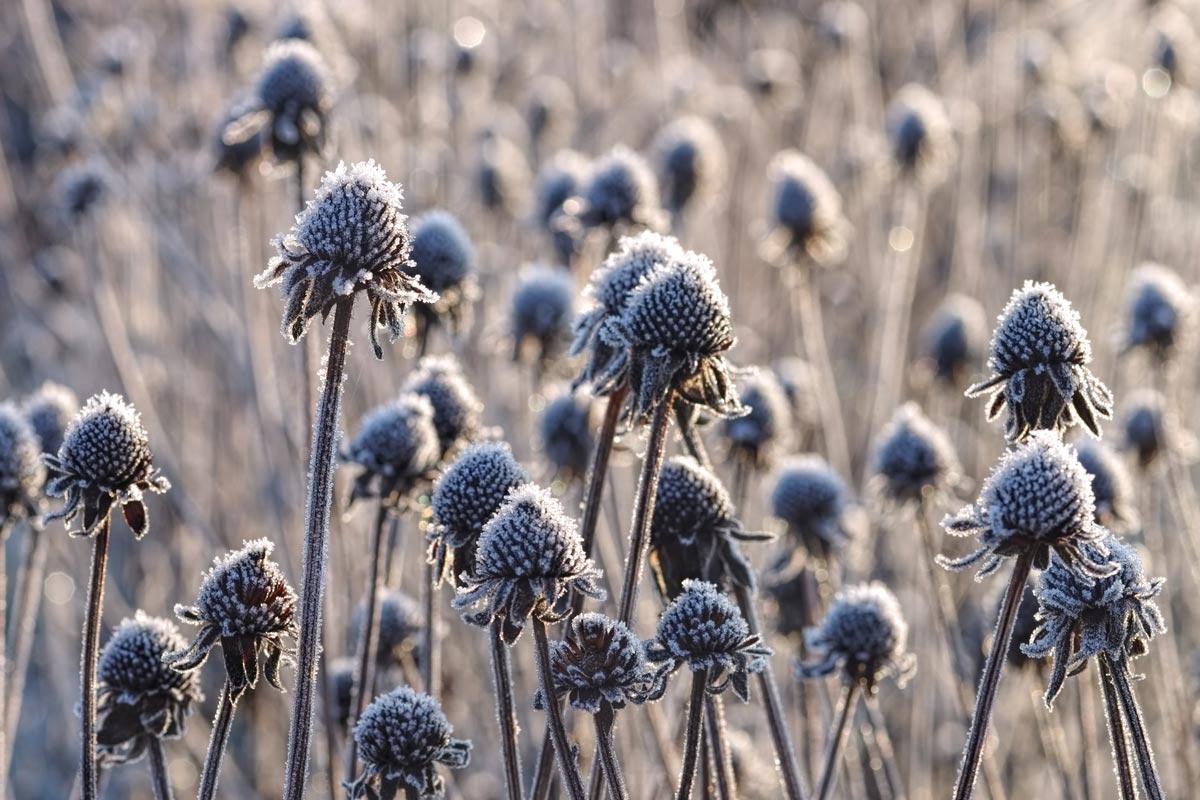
left=511, top=266, right=574, bottom=366
left=939, top=431, right=1116, bottom=581
left=477, top=132, right=531, bottom=215
left=770, top=455, right=853, bottom=559
left=967, top=281, right=1113, bottom=442
left=343, top=394, right=440, bottom=507
left=1022, top=535, right=1165, bottom=708
left=166, top=538, right=298, bottom=700
left=1075, top=440, right=1136, bottom=531
left=96, top=611, right=202, bottom=764
left=578, top=145, right=666, bottom=231
left=348, top=687, right=471, bottom=799
left=526, top=76, right=576, bottom=148
left=453, top=483, right=604, bottom=644
left=428, top=442, right=528, bottom=587
left=885, top=84, right=955, bottom=184
left=1121, top=262, right=1193, bottom=361
left=354, top=589, right=422, bottom=668
left=645, top=580, right=770, bottom=701
left=922, top=294, right=987, bottom=386
left=1120, top=390, right=1187, bottom=469
left=234, top=38, right=332, bottom=163
left=22, top=381, right=78, bottom=458
left=798, top=582, right=916, bottom=692
left=408, top=211, right=477, bottom=337
left=537, top=390, right=593, bottom=482
left=535, top=613, right=665, bottom=714
left=214, top=96, right=263, bottom=177
left=43, top=391, right=170, bottom=539
left=871, top=403, right=961, bottom=505
left=764, top=150, right=849, bottom=267
left=720, top=369, right=793, bottom=470
left=403, top=355, right=484, bottom=458
left=329, top=656, right=356, bottom=729
left=255, top=159, right=437, bottom=358
left=0, top=404, right=45, bottom=528
left=653, top=115, right=726, bottom=217
left=534, top=149, right=588, bottom=232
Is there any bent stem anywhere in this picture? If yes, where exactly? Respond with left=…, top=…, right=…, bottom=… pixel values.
left=282, top=297, right=355, bottom=800
left=490, top=623, right=525, bottom=800
left=532, top=619, right=587, bottom=800
left=80, top=518, right=111, bottom=800
left=593, top=705, right=628, bottom=800
left=1107, top=654, right=1165, bottom=800
left=815, top=681, right=858, bottom=800
left=1098, top=656, right=1138, bottom=800
left=199, top=682, right=238, bottom=800
left=147, top=736, right=174, bottom=800
left=676, top=667, right=709, bottom=800
left=952, top=550, right=1034, bottom=800
left=344, top=502, right=389, bottom=780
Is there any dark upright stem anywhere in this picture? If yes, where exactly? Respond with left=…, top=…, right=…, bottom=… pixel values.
left=593, top=705, right=628, bottom=800
left=283, top=298, right=354, bottom=800
left=147, top=736, right=174, bottom=800
left=676, top=668, right=709, bottom=800
left=1107, top=654, right=1165, bottom=800
left=703, top=697, right=735, bottom=800
left=815, top=681, right=858, bottom=800
left=198, top=683, right=238, bottom=800
left=1098, top=656, right=1138, bottom=800
left=80, top=519, right=111, bottom=800
left=421, top=559, right=440, bottom=697
left=344, top=502, right=388, bottom=781
left=490, top=623, right=525, bottom=800
left=952, top=550, right=1034, bottom=800
left=533, top=620, right=587, bottom=800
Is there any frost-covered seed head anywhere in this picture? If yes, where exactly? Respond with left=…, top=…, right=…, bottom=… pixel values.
left=534, top=149, right=589, bottom=231
left=409, top=211, right=475, bottom=293
left=720, top=370, right=793, bottom=469
left=22, top=382, right=78, bottom=457
left=349, top=687, right=471, bottom=798
left=770, top=455, right=852, bottom=557
left=55, top=160, right=109, bottom=220
left=249, top=38, right=332, bottom=161
left=922, top=294, right=987, bottom=385
left=0, top=404, right=45, bottom=527
left=885, top=84, right=956, bottom=184
left=1120, top=390, right=1179, bottom=469
left=1076, top=440, right=1136, bottom=531
left=537, top=390, right=593, bottom=481
left=428, top=442, right=528, bottom=587
left=939, top=432, right=1115, bottom=581
left=255, top=160, right=437, bottom=357
left=798, top=582, right=915, bottom=692
left=536, top=613, right=665, bottom=713
left=967, top=281, right=1112, bottom=442
left=653, top=115, right=726, bottom=216
left=329, top=657, right=356, bottom=728
left=871, top=403, right=961, bottom=504
left=343, top=394, right=440, bottom=506
left=403, top=356, right=484, bottom=457
left=511, top=266, right=575, bottom=365
left=526, top=76, right=576, bottom=146
left=579, top=146, right=666, bottom=231
left=765, top=150, right=849, bottom=267
left=354, top=589, right=422, bottom=668
left=1121, top=263, right=1193, bottom=361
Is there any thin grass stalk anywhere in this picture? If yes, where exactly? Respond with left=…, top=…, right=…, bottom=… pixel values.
left=421, top=560, right=440, bottom=697
left=198, top=683, right=238, bottom=800
left=344, top=502, right=389, bottom=781
left=952, top=549, right=1034, bottom=800
left=793, top=277, right=851, bottom=478
left=1106, top=655, right=1165, bottom=800
left=703, top=696, right=735, bottom=800
left=79, top=518, right=111, bottom=800
left=676, top=667, right=710, bottom=800
left=147, top=736, right=173, bottom=800
left=593, top=705, right=628, bottom=800
left=6, top=522, right=47, bottom=746
left=490, top=623, right=525, bottom=800
left=1098, top=656, right=1138, bottom=800
left=532, top=620, right=587, bottom=800
left=815, top=681, right=858, bottom=800
left=863, top=694, right=905, bottom=800
left=282, top=297, right=355, bottom=800
left=616, top=392, right=674, bottom=624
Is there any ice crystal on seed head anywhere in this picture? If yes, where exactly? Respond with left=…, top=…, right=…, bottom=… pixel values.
left=764, top=150, right=849, bottom=267
left=1076, top=440, right=1137, bottom=532
left=578, top=145, right=666, bottom=231
left=967, top=281, right=1113, bottom=442
left=22, top=381, right=78, bottom=458
left=1121, top=263, right=1193, bottom=361
left=798, top=582, right=915, bottom=692
left=939, top=432, right=1116, bottom=581
left=343, top=394, right=440, bottom=507
left=0, top=404, right=45, bottom=528
left=453, top=484, right=604, bottom=644
left=537, top=390, right=593, bottom=482
left=255, top=160, right=437, bottom=358
left=347, top=687, right=471, bottom=799
left=770, top=455, right=853, bottom=559
left=871, top=403, right=961, bottom=505
left=511, top=266, right=575, bottom=366
left=403, top=355, right=484, bottom=458
left=645, top=580, right=770, bottom=702
left=1022, top=536, right=1165, bottom=708
left=720, top=369, right=794, bottom=470
left=428, top=442, right=528, bottom=587
left=653, top=115, right=726, bottom=216
left=922, top=294, right=988, bottom=386
left=885, top=84, right=956, bottom=184
left=535, top=613, right=666, bottom=714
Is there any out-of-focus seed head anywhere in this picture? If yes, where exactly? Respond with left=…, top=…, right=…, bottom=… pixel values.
left=0, top=404, right=45, bottom=528
left=870, top=403, right=961, bottom=505
left=407, top=211, right=477, bottom=339
left=353, top=589, right=423, bottom=669
left=534, top=149, right=589, bottom=233
left=343, top=394, right=440, bottom=507
left=214, top=95, right=263, bottom=178
left=763, top=150, right=849, bottom=268
left=921, top=294, right=988, bottom=386
left=537, top=389, right=593, bottom=482
left=939, top=432, right=1116, bottom=581
left=1120, top=262, right=1193, bottom=361
left=596, top=248, right=745, bottom=421
left=256, top=160, right=438, bottom=357
left=166, top=539, right=298, bottom=701
left=43, top=392, right=169, bottom=539
left=798, top=582, right=916, bottom=692
left=1151, top=5, right=1197, bottom=87
left=1022, top=536, right=1165, bottom=708
left=54, top=160, right=109, bottom=221
left=745, top=49, right=800, bottom=98
left=477, top=132, right=531, bottom=216
left=428, top=442, right=528, bottom=587
left=967, top=281, right=1113, bottom=442
left=403, top=355, right=484, bottom=458
left=645, top=580, right=770, bottom=701
left=511, top=265, right=575, bottom=367
left=1076, top=439, right=1137, bottom=532
left=816, top=1, right=869, bottom=51
left=1119, top=389, right=1194, bottom=469
left=1019, top=29, right=1068, bottom=85
left=770, top=455, right=853, bottom=560
left=348, top=687, right=471, bottom=799
left=239, top=38, right=332, bottom=163
left=526, top=76, right=576, bottom=148
left=453, top=484, right=604, bottom=643
left=1081, top=62, right=1136, bottom=134
left=578, top=145, right=667, bottom=232
left=329, top=656, right=356, bottom=729
left=22, top=382, right=78, bottom=458
left=719, top=369, right=794, bottom=470
left=535, top=613, right=666, bottom=714
left=96, top=611, right=203, bottom=764
left=885, top=84, right=955, bottom=185
left=653, top=115, right=726, bottom=217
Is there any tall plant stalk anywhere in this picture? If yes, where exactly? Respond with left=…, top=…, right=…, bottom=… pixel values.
left=593, top=705, right=628, bottom=800
left=198, top=683, right=238, bottom=800
left=703, top=697, right=735, bottom=800
left=532, top=620, right=587, bottom=800
left=1106, top=654, right=1165, bottom=800
left=1098, top=656, right=1138, bottom=800
left=282, top=297, right=354, bottom=800
left=675, top=667, right=709, bottom=800
left=421, top=560, right=440, bottom=696
left=147, top=736, right=174, bottom=800
left=79, top=518, right=111, bottom=800
left=490, top=623, right=525, bottom=800
left=815, top=681, right=858, bottom=800
left=344, top=502, right=389, bottom=780
left=6, top=523, right=46, bottom=753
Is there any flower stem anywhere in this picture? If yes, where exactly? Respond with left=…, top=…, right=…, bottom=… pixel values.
left=1098, top=656, right=1138, bottom=800
left=593, top=705, right=628, bottom=800
left=532, top=620, right=586, bottom=800
left=952, top=549, right=1034, bottom=800
left=147, top=736, right=174, bottom=800
left=490, top=622, right=525, bottom=800
left=6, top=522, right=46, bottom=758
left=80, top=518, right=111, bottom=800
left=616, top=392, right=674, bottom=624
left=676, top=668, right=709, bottom=800
left=703, top=696, right=735, bottom=800
left=199, top=682, right=238, bottom=800
left=421, top=559, right=440, bottom=697
left=815, top=681, right=858, bottom=800
left=344, top=501, right=388, bottom=781
left=282, top=296, right=354, bottom=800
left=1106, top=654, right=1165, bottom=800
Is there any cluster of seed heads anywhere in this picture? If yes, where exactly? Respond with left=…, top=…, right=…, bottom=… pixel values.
left=798, top=582, right=916, bottom=692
